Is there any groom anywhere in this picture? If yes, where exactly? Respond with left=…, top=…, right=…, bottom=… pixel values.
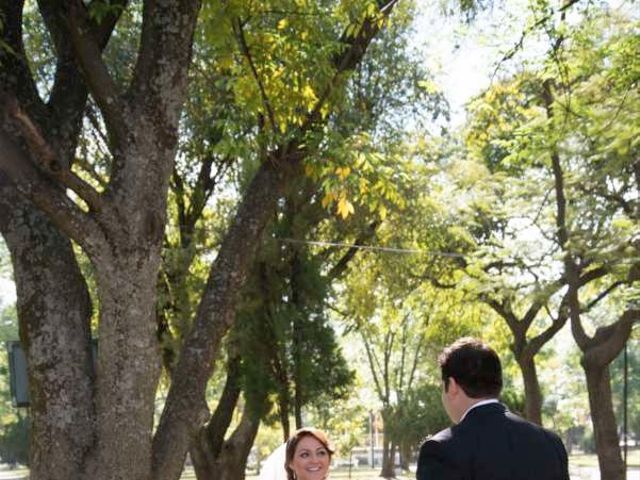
left=417, top=337, right=570, bottom=480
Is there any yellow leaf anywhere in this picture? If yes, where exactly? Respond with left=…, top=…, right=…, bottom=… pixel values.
left=337, top=197, right=355, bottom=219
left=277, top=19, right=288, bottom=30
left=335, top=166, right=351, bottom=180
left=304, top=163, right=315, bottom=178
left=322, top=192, right=335, bottom=209
left=379, top=204, right=387, bottom=220
left=301, top=84, right=318, bottom=103
left=359, top=178, right=369, bottom=194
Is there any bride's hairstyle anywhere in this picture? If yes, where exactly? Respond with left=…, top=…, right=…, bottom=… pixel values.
left=284, top=427, right=334, bottom=480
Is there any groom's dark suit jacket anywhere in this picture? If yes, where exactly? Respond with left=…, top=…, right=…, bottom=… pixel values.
left=416, top=402, right=569, bottom=480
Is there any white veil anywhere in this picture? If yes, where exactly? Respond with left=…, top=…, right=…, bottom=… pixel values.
left=258, top=442, right=288, bottom=480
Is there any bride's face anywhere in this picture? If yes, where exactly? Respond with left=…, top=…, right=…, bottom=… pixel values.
left=288, top=435, right=330, bottom=480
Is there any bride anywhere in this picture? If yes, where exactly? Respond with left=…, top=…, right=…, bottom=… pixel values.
left=259, top=428, right=334, bottom=480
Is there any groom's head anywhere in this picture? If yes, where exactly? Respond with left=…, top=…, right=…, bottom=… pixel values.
left=439, top=337, right=503, bottom=422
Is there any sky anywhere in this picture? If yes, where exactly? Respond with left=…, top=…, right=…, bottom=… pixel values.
left=413, top=0, right=532, bottom=123
left=0, top=242, right=15, bottom=305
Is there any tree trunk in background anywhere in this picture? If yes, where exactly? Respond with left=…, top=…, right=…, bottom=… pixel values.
left=582, top=360, right=624, bottom=480
left=379, top=414, right=396, bottom=479
left=190, top=355, right=242, bottom=479
left=398, top=442, right=410, bottom=471
left=516, top=354, right=543, bottom=425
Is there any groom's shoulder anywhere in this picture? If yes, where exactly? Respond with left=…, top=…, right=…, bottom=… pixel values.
left=505, top=411, right=566, bottom=445
left=420, top=427, right=453, bottom=447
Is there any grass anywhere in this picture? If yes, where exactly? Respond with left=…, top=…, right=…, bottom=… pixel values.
left=189, top=449, right=640, bottom=479
left=2, top=449, right=639, bottom=480
left=569, top=447, right=639, bottom=468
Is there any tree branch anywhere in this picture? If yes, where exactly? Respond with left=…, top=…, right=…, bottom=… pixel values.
left=492, top=0, right=582, bottom=77
left=326, top=220, right=380, bottom=279
left=0, top=126, right=106, bottom=253
left=233, top=18, right=278, bottom=133
left=66, top=0, right=129, bottom=152
left=302, top=0, right=399, bottom=131
left=8, top=98, right=105, bottom=214
left=581, top=281, right=625, bottom=314
left=128, top=0, right=201, bottom=129
left=0, top=0, right=46, bottom=119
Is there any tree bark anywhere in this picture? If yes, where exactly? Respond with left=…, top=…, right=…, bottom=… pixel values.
left=190, top=353, right=264, bottom=480
left=379, top=410, right=396, bottom=478
left=190, top=354, right=242, bottom=479
left=515, top=353, right=543, bottom=425
left=0, top=191, right=94, bottom=480
left=0, top=2, right=124, bottom=477
left=582, top=362, right=624, bottom=480
left=380, top=437, right=396, bottom=479
left=86, top=250, right=164, bottom=480
left=201, top=412, right=261, bottom=480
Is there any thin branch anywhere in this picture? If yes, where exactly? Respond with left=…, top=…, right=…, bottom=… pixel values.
left=361, top=328, right=385, bottom=402
left=302, top=0, right=399, bottom=131
left=75, top=155, right=108, bottom=190
left=581, top=281, right=625, bottom=314
left=233, top=18, right=278, bottom=133
left=532, top=186, right=553, bottom=226
left=326, top=220, right=380, bottom=279
left=492, top=0, right=582, bottom=78
left=85, top=104, right=110, bottom=151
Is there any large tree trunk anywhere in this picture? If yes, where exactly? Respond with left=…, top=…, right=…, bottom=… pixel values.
left=87, top=252, right=164, bottom=480
left=152, top=158, right=301, bottom=480
left=516, top=354, right=543, bottom=425
left=582, top=362, right=624, bottom=480
left=0, top=192, right=94, bottom=480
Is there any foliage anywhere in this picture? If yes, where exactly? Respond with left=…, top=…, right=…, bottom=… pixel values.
left=0, top=415, right=29, bottom=466
left=385, top=383, right=449, bottom=453
left=0, top=301, right=25, bottom=466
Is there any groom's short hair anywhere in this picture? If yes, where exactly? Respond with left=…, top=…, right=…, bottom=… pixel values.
left=439, top=337, right=502, bottom=398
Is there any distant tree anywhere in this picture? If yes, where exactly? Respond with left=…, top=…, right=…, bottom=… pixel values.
left=386, top=383, right=449, bottom=470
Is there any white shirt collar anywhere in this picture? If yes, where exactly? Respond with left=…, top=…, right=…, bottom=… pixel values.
left=459, top=398, right=500, bottom=423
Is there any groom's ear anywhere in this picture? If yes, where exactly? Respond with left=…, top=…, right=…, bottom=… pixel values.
left=448, top=377, right=461, bottom=396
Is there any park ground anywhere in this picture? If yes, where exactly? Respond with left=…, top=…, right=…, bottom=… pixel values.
left=0, top=449, right=638, bottom=480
